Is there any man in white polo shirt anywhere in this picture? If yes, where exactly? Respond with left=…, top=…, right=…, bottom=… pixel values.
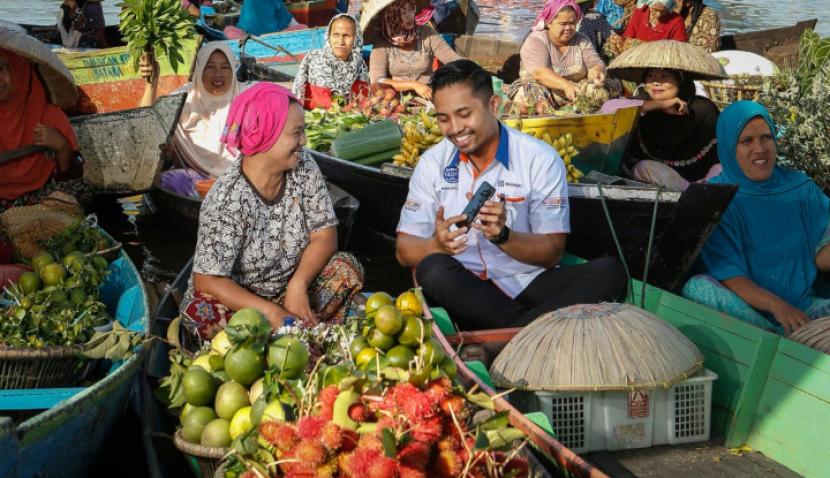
left=396, top=60, right=626, bottom=330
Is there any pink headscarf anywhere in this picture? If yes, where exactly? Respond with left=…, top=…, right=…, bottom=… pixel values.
left=220, top=82, right=297, bottom=156
left=532, top=0, right=583, bottom=31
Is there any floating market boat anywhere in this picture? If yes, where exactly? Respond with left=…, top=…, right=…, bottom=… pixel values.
left=21, top=23, right=124, bottom=48
left=145, top=179, right=361, bottom=248
left=198, top=0, right=349, bottom=41
left=226, top=0, right=476, bottom=82
left=308, top=111, right=735, bottom=292
left=142, top=260, right=586, bottom=478
left=55, top=37, right=199, bottom=115
left=456, top=18, right=819, bottom=83
left=0, top=234, right=149, bottom=478
left=429, top=254, right=824, bottom=478
left=72, top=92, right=186, bottom=194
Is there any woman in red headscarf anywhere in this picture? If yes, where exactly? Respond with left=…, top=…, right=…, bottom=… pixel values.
left=180, top=83, right=364, bottom=340
left=0, top=48, right=79, bottom=212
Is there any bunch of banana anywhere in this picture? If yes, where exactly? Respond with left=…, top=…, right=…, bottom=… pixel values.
left=530, top=130, right=584, bottom=183
left=393, top=111, right=443, bottom=167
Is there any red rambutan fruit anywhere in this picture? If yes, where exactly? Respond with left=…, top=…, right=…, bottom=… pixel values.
left=366, top=453, right=399, bottom=478
left=260, top=421, right=298, bottom=452
left=290, top=441, right=327, bottom=467
left=348, top=403, right=369, bottom=422
left=357, top=432, right=385, bottom=453
left=340, top=429, right=359, bottom=452
left=297, top=416, right=327, bottom=441
left=396, top=441, right=430, bottom=471
left=439, top=394, right=466, bottom=418
left=398, top=465, right=427, bottom=478
left=411, top=416, right=443, bottom=445
left=425, top=377, right=451, bottom=402
left=319, top=422, right=344, bottom=451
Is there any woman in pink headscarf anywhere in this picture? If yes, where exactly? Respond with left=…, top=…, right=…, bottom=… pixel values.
left=508, top=0, right=610, bottom=112
left=180, top=83, right=364, bottom=340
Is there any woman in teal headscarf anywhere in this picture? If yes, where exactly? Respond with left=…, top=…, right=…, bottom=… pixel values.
left=683, top=101, right=830, bottom=334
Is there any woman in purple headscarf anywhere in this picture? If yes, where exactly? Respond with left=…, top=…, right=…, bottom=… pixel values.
left=508, top=0, right=610, bottom=112
left=180, top=83, right=364, bottom=340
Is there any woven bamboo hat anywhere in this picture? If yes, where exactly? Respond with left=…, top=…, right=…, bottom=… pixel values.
left=0, top=25, right=78, bottom=108
left=490, top=303, right=704, bottom=392
left=789, top=317, right=830, bottom=354
left=360, top=0, right=431, bottom=45
left=607, top=40, right=728, bottom=82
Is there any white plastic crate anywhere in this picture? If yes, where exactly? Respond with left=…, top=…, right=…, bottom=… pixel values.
left=511, top=369, right=717, bottom=453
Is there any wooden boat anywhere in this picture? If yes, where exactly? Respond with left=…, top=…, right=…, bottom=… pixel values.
left=21, top=23, right=124, bottom=48
left=145, top=179, right=361, bottom=248
left=56, top=37, right=199, bottom=115
left=143, top=260, right=575, bottom=477
left=71, top=92, right=187, bottom=194
left=198, top=0, right=349, bottom=41
left=307, top=114, right=734, bottom=293
left=0, top=233, right=150, bottom=477
left=455, top=18, right=819, bottom=83
left=429, top=255, right=824, bottom=477
left=141, top=260, right=195, bottom=478
left=307, top=105, right=640, bottom=238
left=720, top=19, right=817, bottom=67
left=227, top=0, right=475, bottom=82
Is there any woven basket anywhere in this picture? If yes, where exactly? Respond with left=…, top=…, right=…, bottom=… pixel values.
left=0, top=345, right=91, bottom=389
left=700, top=75, right=763, bottom=110
left=789, top=317, right=830, bottom=354
left=174, top=430, right=229, bottom=478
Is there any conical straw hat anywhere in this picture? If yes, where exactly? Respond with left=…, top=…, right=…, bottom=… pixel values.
left=607, top=40, right=728, bottom=83
left=789, top=317, right=830, bottom=354
left=360, top=0, right=431, bottom=45
left=490, top=303, right=704, bottom=392
left=0, top=25, right=78, bottom=108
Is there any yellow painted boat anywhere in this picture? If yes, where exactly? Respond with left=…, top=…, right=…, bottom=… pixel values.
left=502, top=106, right=641, bottom=176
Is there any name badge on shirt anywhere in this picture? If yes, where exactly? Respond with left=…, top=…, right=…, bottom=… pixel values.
left=443, top=165, right=459, bottom=184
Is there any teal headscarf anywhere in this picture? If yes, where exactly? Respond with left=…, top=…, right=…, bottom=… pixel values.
left=238, top=0, right=294, bottom=36
left=700, top=101, right=830, bottom=312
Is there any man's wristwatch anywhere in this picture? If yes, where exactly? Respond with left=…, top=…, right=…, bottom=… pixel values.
left=489, top=225, right=510, bottom=245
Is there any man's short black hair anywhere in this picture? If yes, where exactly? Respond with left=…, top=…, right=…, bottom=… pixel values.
left=431, top=59, right=494, bottom=102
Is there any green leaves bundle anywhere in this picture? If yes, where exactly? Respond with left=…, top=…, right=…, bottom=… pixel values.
left=118, top=0, right=196, bottom=71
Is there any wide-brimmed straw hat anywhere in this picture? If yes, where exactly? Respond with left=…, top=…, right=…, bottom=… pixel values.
left=0, top=26, right=78, bottom=108
left=608, top=40, right=728, bottom=83
left=490, top=303, right=704, bottom=392
left=360, top=0, right=431, bottom=45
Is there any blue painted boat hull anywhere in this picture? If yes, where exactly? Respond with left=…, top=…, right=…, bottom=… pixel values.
left=0, top=244, right=149, bottom=477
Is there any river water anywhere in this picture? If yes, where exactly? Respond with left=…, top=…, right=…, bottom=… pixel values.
left=1, top=0, right=828, bottom=40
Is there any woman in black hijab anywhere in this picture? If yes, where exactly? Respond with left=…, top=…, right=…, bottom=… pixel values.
left=626, top=67, right=721, bottom=190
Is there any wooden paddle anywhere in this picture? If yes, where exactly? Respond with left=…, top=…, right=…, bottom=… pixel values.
left=0, top=145, right=49, bottom=166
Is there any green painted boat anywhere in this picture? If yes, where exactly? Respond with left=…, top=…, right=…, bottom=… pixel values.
left=430, top=254, right=825, bottom=477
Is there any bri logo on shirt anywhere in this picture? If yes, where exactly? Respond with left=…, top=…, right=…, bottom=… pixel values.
left=443, top=166, right=459, bottom=184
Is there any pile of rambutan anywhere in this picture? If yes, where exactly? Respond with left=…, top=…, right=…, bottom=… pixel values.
left=228, top=377, right=530, bottom=478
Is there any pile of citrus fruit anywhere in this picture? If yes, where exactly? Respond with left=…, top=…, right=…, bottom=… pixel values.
left=0, top=248, right=111, bottom=348
left=178, top=308, right=311, bottom=448
left=351, top=290, right=456, bottom=385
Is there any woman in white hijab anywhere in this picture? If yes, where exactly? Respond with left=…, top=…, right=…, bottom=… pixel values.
left=159, top=42, right=248, bottom=197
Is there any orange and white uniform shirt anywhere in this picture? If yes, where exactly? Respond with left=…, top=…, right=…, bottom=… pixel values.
left=397, top=123, right=569, bottom=298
